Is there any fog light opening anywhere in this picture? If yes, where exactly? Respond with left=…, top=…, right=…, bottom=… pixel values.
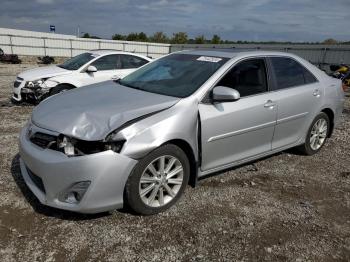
left=59, top=181, right=91, bottom=204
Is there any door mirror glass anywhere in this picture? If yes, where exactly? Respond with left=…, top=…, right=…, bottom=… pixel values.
left=86, top=65, right=97, bottom=73
left=212, top=86, right=240, bottom=103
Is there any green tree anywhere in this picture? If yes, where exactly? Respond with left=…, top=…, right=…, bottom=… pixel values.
left=150, top=32, right=169, bottom=43
left=82, top=32, right=100, bottom=39
left=137, top=32, right=148, bottom=42
left=322, top=38, right=338, bottom=45
left=211, top=34, right=221, bottom=44
left=82, top=33, right=91, bottom=38
left=195, top=35, right=206, bottom=44
left=171, top=32, right=188, bottom=44
left=112, top=34, right=125, bottom=40
left=126, top=33, right=139, bottom=41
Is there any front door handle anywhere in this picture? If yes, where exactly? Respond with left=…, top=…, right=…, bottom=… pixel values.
left=264, top=100, right=276, bottom=109
left=313, top=89, right=321, bottom=97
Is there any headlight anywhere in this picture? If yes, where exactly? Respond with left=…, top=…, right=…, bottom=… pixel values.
left=57, top=135, right=125, bottom=157
left=58, top=136, right=75, bottom=156
left=25, top=78, right=58, bottom=90
left=25, top=79, right=46, bottom=89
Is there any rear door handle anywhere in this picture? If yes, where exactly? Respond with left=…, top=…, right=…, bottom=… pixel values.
left=264, top=100, right=276, bottom=109
left=313, top=89, right=321, bottom=97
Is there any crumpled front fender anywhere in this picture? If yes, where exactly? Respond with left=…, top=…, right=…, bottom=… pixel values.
left=119, top=98, right=199, bottom=161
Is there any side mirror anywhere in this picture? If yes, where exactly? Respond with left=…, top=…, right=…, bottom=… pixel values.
left=211, top=86, right=240, bottom=103
left=86, top=65, right=97, bottom=73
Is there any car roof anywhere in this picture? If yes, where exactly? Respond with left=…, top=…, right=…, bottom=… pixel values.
left=178, top=49, right=297, bottom=59
left=88, top=49, right=151, bottom=59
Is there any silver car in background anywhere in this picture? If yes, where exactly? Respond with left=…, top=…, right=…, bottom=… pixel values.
left=19, top=50, right=345, bottom=215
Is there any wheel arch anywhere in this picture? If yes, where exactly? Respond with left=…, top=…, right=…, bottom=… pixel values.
left=54, top=83, right=77, bottom=90
left=48, top=83, right=77, bottom=96
left=164, top=139, right=198, bottom=188
left=321, top=108, right=335, bottom=137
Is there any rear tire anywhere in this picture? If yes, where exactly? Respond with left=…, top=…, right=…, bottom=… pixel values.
left=298, top=112, right=330, bottom=155
left=124, top=144, right=190, bottom=215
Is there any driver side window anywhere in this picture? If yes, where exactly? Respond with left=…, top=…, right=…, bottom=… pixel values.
left=216, top=58, right=268, bottom=97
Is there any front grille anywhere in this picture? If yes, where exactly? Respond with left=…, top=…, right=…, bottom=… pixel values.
left=30, top=132, right=57, bottom=149
left=26, top=168, right=46, bottom=193
left=14, top=81, right=21, bottom=88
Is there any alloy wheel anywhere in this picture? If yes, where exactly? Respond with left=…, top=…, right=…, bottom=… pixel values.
left=310, top=118, right=328, bottom=150
left=139, top=155, right=184, bottom=207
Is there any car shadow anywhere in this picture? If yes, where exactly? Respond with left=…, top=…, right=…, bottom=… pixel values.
left=11, top=154, right=111, bottom=221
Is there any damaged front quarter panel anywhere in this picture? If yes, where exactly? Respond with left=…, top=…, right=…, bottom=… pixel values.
left=117, top=98, right=200, bottom=161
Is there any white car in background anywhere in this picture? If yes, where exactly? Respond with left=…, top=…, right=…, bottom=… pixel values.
left=12, top=50, right=152, bottom=103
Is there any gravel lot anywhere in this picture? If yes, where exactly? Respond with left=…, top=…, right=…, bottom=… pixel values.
left=0, top=63, right=349, bottom=262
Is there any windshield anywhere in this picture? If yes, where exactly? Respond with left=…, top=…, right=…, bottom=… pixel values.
left=58, top=53, right=98, bottom=70
left=119, top=54, right=229, bottom=98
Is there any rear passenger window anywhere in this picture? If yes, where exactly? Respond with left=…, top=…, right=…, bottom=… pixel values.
left=270, top=57, right=317, bottom=90
left=120, top=55, right=148, bottom=69
left=216, top=59, right=268, bottom=97
left=303, top=67, right=318, bottom=84
left=91, top=55, right=119, bottom=71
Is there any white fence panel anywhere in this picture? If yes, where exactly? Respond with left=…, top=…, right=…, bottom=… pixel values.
left=100, top=41, right=124, bottom=51
left=0, top=29, right=171, bottom=59
left=2, top=28, right=350, bottom=65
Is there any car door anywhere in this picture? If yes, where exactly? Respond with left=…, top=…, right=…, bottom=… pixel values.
left=199, top=58, right=278, bottom=171
left=267, top=57, right=322, bottom=149
left=77, top=54, right=120, bottom=86
left=118, top=55, right=149, bottom=78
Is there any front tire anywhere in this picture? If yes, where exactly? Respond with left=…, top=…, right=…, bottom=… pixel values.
left=124, top=144, right=190, bottom=215
left=298, top=112, right=330, bottom=155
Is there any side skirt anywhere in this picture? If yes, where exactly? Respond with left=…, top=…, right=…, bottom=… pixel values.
left=197, top=139, right=304, bottom=180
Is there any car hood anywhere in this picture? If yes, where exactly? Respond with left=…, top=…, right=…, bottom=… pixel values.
left=31, top=81, right=180, bottom=141
left=18, top=65, right=71, bottom=80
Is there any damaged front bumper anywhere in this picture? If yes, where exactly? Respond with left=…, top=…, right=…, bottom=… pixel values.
left=12, top=79, right=52, bottom=102
left=19, top=123, right=138, bottom=213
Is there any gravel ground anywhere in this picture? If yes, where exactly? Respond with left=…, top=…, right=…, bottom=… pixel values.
left=0, top=63, right=349, bottom=262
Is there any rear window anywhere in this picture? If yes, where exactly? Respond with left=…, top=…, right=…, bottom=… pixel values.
left=120, top=55, right=149, bottom=69
left=270, top=57, right=317, bottom=90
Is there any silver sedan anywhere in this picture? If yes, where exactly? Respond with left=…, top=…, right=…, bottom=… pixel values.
left=19, top=50, right=345, bottom=214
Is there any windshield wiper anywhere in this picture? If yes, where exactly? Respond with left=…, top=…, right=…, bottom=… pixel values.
left=117, top=81, right=142, bottom=90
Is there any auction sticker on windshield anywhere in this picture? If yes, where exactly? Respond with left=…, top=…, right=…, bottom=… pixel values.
left=197, top=56, right=222, bottom=63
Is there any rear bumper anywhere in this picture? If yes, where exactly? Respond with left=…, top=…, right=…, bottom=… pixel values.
left=334, top=96, right=346, bottom=128
left=19, top=124, right=138, bottom=213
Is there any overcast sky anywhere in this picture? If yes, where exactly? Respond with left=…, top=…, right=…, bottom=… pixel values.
left=1, top=0, right=349, bottom=42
